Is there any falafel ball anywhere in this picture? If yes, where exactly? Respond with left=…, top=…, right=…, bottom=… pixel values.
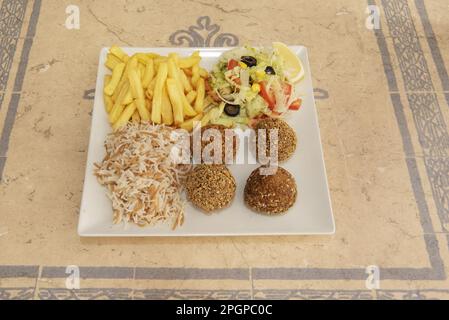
left=244, top=166, right=297, bottom=215
left=191, top=124, right=238, bottom=164
left=185, top=164, right=236, bottom=213
left=255, top=118, right=297, bottom=162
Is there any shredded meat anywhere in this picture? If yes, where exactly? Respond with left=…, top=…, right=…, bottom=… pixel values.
left=94, top=122, right=192, bottom=229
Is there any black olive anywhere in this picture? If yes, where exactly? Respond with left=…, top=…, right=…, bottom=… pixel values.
left=241, top=56, right=257, bottom=67
left=265, top=66, right=276, bottom=75
left=224, top=104, right=240, bottom=117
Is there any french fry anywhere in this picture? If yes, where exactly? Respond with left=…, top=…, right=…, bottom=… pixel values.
left=104, top=75, right=114, bottom=113
left=128, top=55, right=138, bottom=70
left=161, top=84, right=174, bottom=125
left=113, top=102, right=137, bottom=130
left=167, top=58, right=197, bottom=117
left=146, top=77, right=157, bottom=98
left=105, top=47, right=210, bottom=128
left=154, top=57, right=168, bottom=71
left=113, top=61, right=131, bottom=100
left=167, top=58, right=182, bottom=86
left=132, top=110, right=141, bottom=123
left=104, top=93, right=113, bottom=112
left=168, top=53, right=179, bottom=66
left=199, top=67, right=208, bottom=78
left=178, top=56, right=200, bottom=69
left=182, top=95, right=197, bottom=117
left=112, top=80, right=125, bottom=102
left=142, top=59, right=154, bottom=89
left=122, top=87, right=133, bottom=105
left=166, top=78, right=184, bottom=125
left=138, top=64, right=146, bottom=80
left=104, top=75, right=112, bottom=87
left=135, top=53, right=151, bottom=65
left=109, top=103, right=126, bottom=124
left=180, top=113, right=203, bottom=132
left=151, top=62, right=168, bottom=124
left=145, top=90, right=152, bottom=101
left=108, top=82, right=129, bottom=123
left=145, top=99, right=151, bottom=112
left=146, top=53, right=160, bottom=59
left=128, top=67, right=151, bottom=120
left=104, top=62, right=125, bottom=96
left=113, top=79, right=133, bottom=105
left=180, top=70, right=193, bottom=92
left=110, top=46, right=129, bottom=62
left=201, top=107, right=219, bottom=127
left=191, top=64, right=200, bottom=88
left=194, top=78, right=205, bottom=113
left=105, top=53, right=122, bottom=70
left=183, top=68, right=193, bottom=77
left=186, top=90, right=197, bottom=104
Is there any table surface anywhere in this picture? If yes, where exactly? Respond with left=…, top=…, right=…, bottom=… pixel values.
left=1, top=0, right=449, bottom=300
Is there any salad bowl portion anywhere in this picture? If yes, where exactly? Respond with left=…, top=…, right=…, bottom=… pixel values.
left=207, top=44, right=304, bottom=128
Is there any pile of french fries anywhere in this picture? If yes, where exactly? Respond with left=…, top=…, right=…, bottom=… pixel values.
left=103, top=46, right=217, bottom=131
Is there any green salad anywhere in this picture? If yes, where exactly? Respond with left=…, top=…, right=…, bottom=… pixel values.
left=206, top=46, right=302, bottom=128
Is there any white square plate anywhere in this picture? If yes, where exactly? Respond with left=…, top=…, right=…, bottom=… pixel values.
left=78, top=46, right=335, bottom=237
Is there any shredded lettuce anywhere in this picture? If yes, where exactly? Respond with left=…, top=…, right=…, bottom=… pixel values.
left=211, top=45, right=296, bottom=126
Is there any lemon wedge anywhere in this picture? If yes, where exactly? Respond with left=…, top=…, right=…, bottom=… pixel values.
left=273, top=42, right=305, bottom=83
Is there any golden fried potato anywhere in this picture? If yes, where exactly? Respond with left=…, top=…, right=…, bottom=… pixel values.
left=104, top=62, right=125, bottom=96
left=151, top=62, right=168, bottom=124
left=128, top=67, right=150, bottom=121
left=180, top=113, right=203, bottom=132
left=166, top=78, right=184, bottom=125
left=180, top=69, right=193, bottom=93
left=142, top=59, right=154, bottom=89
left=161, top=84, right=174, bottom=125
left=186, top=90, right=197, bottom=104
left=167, top=58, right=196, bottom=117
left=110, top=46, right=129, bottom=62
left=194, top=78, right=205, bottom=113
left=113, top=102, right=137, bottom=130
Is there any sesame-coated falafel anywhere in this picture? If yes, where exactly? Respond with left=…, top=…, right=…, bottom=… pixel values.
left=244, top=166, right=297, bottom=215
left=255, top=118, right=297, bottom=162
left=185, top=164, right=236, bottom=213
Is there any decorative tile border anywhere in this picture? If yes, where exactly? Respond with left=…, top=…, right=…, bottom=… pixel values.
left=35, top=288, right=252, bottom=300
left=0, top=0, right=28, bottom=110
left=2, top=287, right=448, bottom=300
left=0, top=0, right=40, bottom=177
left=169, top=16, right=239, bottom=47
left=414, top=0, right=449, bottom=92
left=382, top=0, right=449, bottom=231
left=0, top=287, right=35, bottom=300
left=255, top=289, right=449, bottom=300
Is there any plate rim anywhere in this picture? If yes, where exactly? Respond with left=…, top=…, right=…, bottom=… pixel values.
left=78, top=46, right=335, bottom=237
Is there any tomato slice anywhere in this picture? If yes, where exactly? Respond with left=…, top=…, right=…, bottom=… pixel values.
left=227, top=59, right=239, bottom=70
left=259, top=81, right=276, bottom=110
left=289, top=98, right=302, bottom=110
